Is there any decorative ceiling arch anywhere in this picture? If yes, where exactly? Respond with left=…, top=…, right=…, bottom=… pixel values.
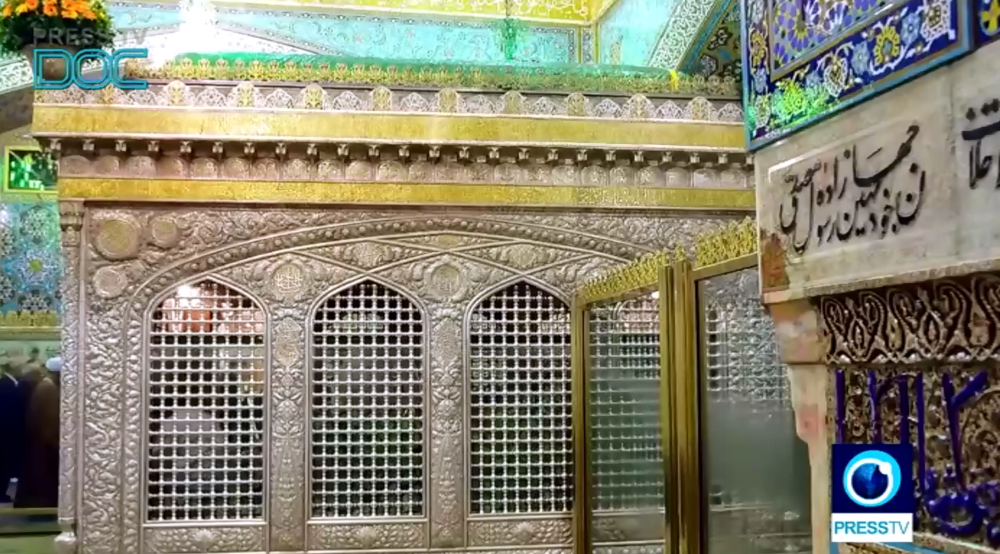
left=646, top=0, right=726, bottom=69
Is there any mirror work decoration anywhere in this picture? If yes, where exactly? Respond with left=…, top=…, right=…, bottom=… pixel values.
left=0, top=146, right=61, bottom=334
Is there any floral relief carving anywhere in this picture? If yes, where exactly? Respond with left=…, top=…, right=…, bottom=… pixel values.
left=57, top=202, right=83, bottom=544
left=465, top=243, right=589, bottom=271
left=219, top=253, right=354, bottom=305
left=38, top=81, right=741, bottom=122
left=819, top=273, right=1000, bottom=365
left=308, top=523, right=426, bottom=550
left=468, top=518, right=573, bottom=546
left=270, top=317, right=306, bottom=551
left=307, top=241, right=430, bottom=270
left=145, top=526, right=265, bottom=553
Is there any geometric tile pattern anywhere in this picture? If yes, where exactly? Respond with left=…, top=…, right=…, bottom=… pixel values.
left=680, top=0, right=741, bottom=80
left=742, top=0, right=971, bottom=150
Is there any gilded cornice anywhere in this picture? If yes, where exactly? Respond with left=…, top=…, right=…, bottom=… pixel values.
left=693, top=216, right=756, bottom=267
left=31, top=105, right=746, bottom=151
left=58, top=178, right=756, bottom=209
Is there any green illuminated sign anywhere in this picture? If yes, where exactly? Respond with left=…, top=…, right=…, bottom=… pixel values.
left=2, top=147, right=57, bottom=194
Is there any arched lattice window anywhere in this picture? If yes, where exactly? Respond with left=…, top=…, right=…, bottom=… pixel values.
left=311, top=281, right=425, bottom=518
left=468, top=282, right=572, bottom=515
left=147, top=280, right=266, bottom=522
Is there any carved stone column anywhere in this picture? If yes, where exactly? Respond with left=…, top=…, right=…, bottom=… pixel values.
left=767, top=300, right=829, bottom=554
left=55, top=200, right=85, bottom=554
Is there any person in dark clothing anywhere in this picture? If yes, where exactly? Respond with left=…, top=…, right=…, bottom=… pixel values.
left=0, top=357, right=23, bottom=503
left=14, top=357, right=60, bottom=508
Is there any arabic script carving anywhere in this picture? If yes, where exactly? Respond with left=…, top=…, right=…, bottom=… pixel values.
left=777, top=125, right=926, bottom=255
left=835, top=364, right=1000, bottom=548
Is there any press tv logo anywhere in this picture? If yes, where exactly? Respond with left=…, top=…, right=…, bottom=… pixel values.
left=831, top=444, right=914, bottom=543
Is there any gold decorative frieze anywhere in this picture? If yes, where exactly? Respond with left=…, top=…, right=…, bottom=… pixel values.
left=32, top=105, right=746, bottom=152
left=34, top=84, right=744, bottom=123
left=47, top=137, right=752, bottom=189
left=693, top=217, right=756, bottom=268
left=0, top=310, right=59, bottom=329
left=58, top=178, right=756, bottom=210
left=124, top=57, right=739, bottom=97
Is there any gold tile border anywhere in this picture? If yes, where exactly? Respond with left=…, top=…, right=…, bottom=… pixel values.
left=58, top=178, right=757, bottom=209
left=32, top=106, right=747, bottom=151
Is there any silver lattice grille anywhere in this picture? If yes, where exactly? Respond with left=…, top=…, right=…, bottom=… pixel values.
left=588, top=294, right=664, bottom=512
left=147, top=280, right=266, bottom=522
left=311, top=281, right=425, bottom=518
left=469, top=282, right=572, bottom=515
left=704, top=271, right=790, bottom=409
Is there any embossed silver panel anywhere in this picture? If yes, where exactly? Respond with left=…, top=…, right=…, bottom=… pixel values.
left=147, top=280, right=266, bottom=522
left=468, top=282, right=572, bottom=516
left=75, top=206, right=728, bottom=554
left=311, top=281, right=426, bottom=518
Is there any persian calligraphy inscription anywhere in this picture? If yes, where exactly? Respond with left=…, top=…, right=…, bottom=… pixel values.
left=760, top=109, right=951, bottom=300
left=757, top=43, right=1000, bottom=303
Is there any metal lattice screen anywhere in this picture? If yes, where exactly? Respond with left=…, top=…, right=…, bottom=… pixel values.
left=468, top=282, right=573, bottom=515
left=588, top=294, right=664, bottom=513
left=700, top=268, right=810, bottom=554
left=310, top=281, right=426, bottom=518
left=147, top=280, right=266, bottom=522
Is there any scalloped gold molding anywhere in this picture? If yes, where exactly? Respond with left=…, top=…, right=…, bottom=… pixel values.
left=694, top=216, right=756, bottom=267
left=58, top=178, right=756, bottom=209
left=31, top=106, right=747, bottom=151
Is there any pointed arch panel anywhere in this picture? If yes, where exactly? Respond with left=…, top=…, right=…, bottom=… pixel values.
left=468, top=281, right=573, bottom=515
left=310, top=280, right=426, bottom=518
left=146, top=279, right=267, bottom=522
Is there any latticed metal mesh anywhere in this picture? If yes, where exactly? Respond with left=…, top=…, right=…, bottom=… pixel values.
left=704, top=271, right=790, bottom=408
left=147, top=280, right=266, bottom=522
left=468, top=282, right=573, bottom=515
left=588, top=294, right=664, bottom=512
left=311, top=281, right=425, bottom=518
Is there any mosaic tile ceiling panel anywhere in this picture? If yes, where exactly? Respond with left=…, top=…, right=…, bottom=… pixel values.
left=217, top=9, right=576, bottom=63
left=597, top=0, right=674, bottom=65
left=214, top=0, right=591, bottom=21
left=680, top=0, right=740, bottom=79
left=743, top=0, right=972, bottom=150
left=0, top=201, right=61, bottom=326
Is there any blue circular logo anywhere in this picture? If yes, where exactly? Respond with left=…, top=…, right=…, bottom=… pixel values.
left=843, top=450, right=901, bottom=508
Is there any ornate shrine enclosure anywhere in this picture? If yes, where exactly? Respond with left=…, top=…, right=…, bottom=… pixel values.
left=36, top=53, right=757, bottom=554
left=57, top=204, right=739, bottom=554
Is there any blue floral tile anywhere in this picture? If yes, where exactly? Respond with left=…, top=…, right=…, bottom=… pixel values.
left=742, top=0, right=971, bottom=150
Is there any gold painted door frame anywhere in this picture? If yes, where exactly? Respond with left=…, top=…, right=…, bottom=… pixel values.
left=570, top=218, right=759, bottom=554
